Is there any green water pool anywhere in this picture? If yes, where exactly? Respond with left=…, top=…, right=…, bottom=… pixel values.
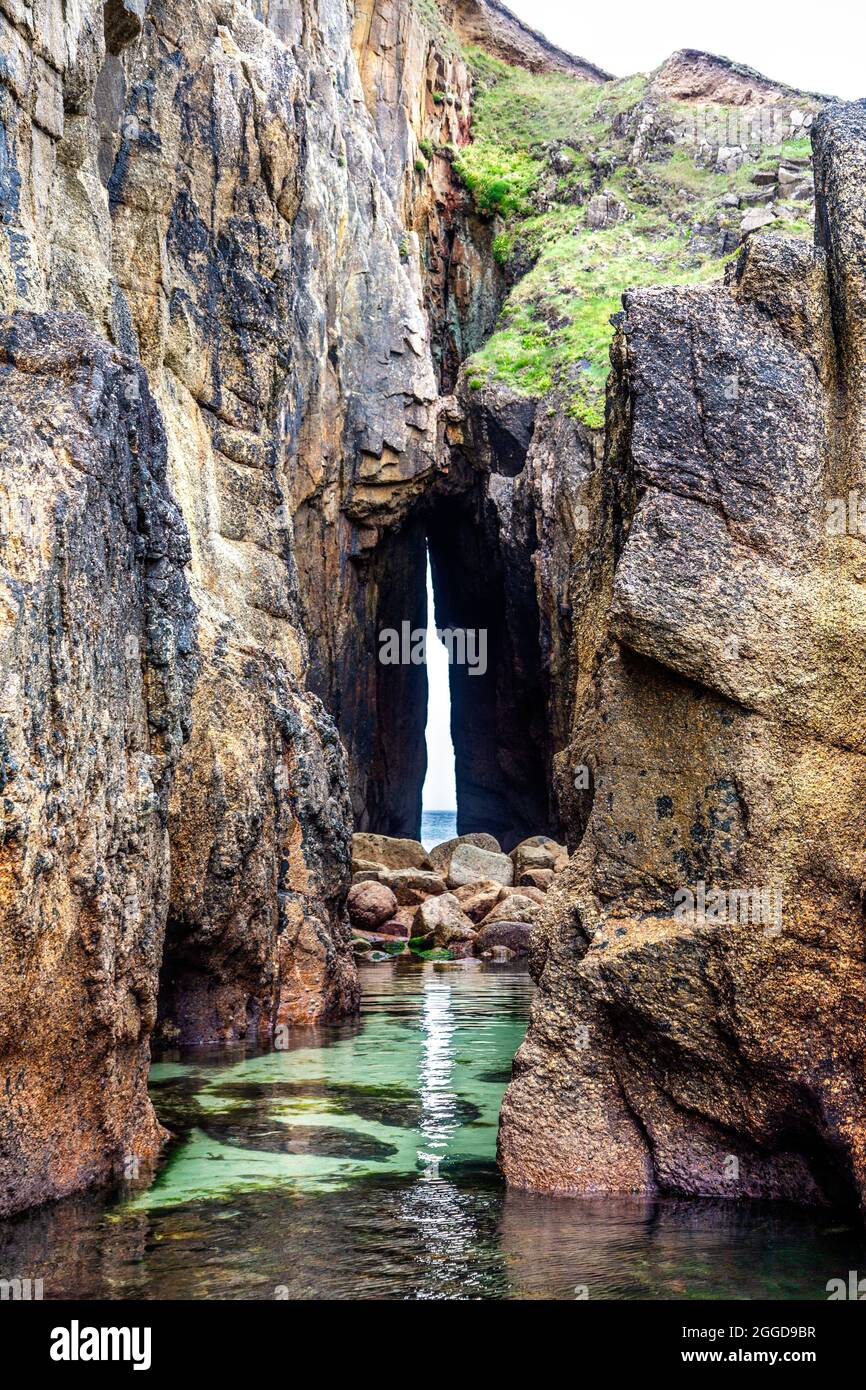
left=1, top=959, right=862, bottom=1299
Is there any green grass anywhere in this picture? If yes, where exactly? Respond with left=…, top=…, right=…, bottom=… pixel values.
left=452, top=51, right=815, bottom=425
left=469, top=222, right=732, bottom=426
left=452, top=144, right=540, bottom=216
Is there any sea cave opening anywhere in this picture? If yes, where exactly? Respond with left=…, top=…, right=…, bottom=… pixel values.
left=421, top=547, right=458, bottom=851
left=296, top=403, right=559, bottom=854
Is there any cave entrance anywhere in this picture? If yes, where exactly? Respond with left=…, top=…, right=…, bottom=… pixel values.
left=424, top=496, right=553, bottom=853
left=300, top=476, right=556, bottom=853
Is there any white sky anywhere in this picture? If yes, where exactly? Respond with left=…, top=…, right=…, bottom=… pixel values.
left=507, top=0, right=864, bottom=100
left=422, top=558, right=458, bottom=811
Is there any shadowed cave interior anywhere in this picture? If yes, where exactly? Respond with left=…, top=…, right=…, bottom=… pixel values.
left=327, top=484, right=557, bottom=854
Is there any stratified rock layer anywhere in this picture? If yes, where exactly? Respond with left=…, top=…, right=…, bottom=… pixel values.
left=499, top=104, right=866, bottom=1216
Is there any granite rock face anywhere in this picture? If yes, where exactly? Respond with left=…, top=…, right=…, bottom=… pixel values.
left=499, top=105, right=866, bottom=1216
left=0, top=313, right=195, bottom=1214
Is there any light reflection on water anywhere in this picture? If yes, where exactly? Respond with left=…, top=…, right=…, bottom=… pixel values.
left=0, top=959, right=863, bottom=1300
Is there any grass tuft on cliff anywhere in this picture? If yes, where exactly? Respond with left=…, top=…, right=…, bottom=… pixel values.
left=456, top=51, right=816, bottom=426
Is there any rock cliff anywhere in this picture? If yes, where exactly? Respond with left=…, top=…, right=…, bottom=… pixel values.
left=499, top=105, right=866, bottom=1219
left=0, top=311, right=196, bottom=1211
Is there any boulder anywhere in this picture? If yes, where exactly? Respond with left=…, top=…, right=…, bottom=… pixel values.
left=738, top=187, right=776, bottom=207
left=448, top=940, right=477, bottom=960
left=380, top=868, right=448, bottom=906
left=512, top=844, right=554, bottom=876
left=741, top=206, right=776, bottom=234
left=351, top=857, right=385, bottom=875
left=391, top=906, right=417, bottom=932
left=787, top=181, right=814, bottom=202
left=585, top=190, right=628, bottom=229
left=374, top=920, right=411, bottom=939
left=351, top=833, right=432, bottom=871
left=413, top=893, right=476, bottom=947
left=502, top=884, right=546, bottom=905
left=428, top=832, right=501, bottom=876
left=778, top=162, right=808, bottom=187
left=447, top=843, right=514, bottom=889
left=518, top=868, right=554, bottom=890
left=479, top=893, right=541, bottom=927
left=453, top=879, right=505, bottom=923
left=715, top=144, right=745, bottom=174
left=474, top=921, right=533, bottom=956
left=353, top=929, right=407, bottom=952
left=551, top=147, right=575, bottom=176
left=347, top=880, right=398, bottom=931
left=510, top=837, right=564, bottom=876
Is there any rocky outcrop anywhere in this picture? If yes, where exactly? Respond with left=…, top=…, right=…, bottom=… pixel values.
left=652, top=49, right=828, bottom=106
left=1, top=0, right=456, bottom=1207
left=0, top=313, right=195, bottom=1214
left=499, top=104, right=866, bottom=1218
left=441, top=1, right=610, bottom=81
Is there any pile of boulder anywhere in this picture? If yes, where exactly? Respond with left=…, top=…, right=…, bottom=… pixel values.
left=347, top=831, right=568, bottom=963
left=738, top=154, right=814, bottom=235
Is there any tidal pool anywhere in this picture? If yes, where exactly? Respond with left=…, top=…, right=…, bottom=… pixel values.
left=1, top=960, right=862, bottom=1299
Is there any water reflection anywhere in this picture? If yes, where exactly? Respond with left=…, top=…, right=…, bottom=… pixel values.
left=497, top=1191, right=866, bottom=1300
left=418, top=976, right=458, bottom=1178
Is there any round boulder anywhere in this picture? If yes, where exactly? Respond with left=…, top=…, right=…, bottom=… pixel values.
left=473, top=921, right=532, bottom=956
left=413, top=892, right=476, bottom=947
left=347, top=880, right=398, bottom=931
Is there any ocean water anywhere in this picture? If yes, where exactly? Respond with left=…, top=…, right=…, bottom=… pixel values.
left=421, top=808, right=458, bottom=850
left=1, top=959, right=862, bottom=1300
